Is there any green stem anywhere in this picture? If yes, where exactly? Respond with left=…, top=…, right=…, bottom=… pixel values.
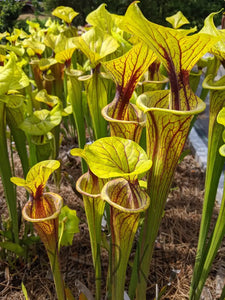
left=190, top=91, right=225, bottom=298
left=219, top=284, right=225, bottom=300
left=0, top=102, right=19, bottom=243
left=193, top=179, right=225, bottom=299
left=26, top=134, right=38, bottom=167
left=25, top=85, right=34, bottom=116
left=132, top=200, right=163, bottom=300
left=9, top=126, right=29, bottom=177
left=52, top=125, right=60, bottom=159
left=47, top=247, right=66, bottom=300
left=95, top=243, right=101, bottom=300
left=76, top=173, right=106, bottom=299
left=87, top=66, right=108, bottom=140
left=67, top=70, right=87, bottom=173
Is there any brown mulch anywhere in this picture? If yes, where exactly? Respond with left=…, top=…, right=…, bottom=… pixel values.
left=0, top=138, right=224, bottom=300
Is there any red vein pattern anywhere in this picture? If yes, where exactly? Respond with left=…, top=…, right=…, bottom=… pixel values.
left=23, top=192, right=62, bottom=250
left=134, top=89, right=205, bottom=295
left=102, top=103, right=146, bottom=143
left=101, top=178, right=150, bottom=299
left=102, top=42, right=156, bottom=142
left=76, top=171, right=107, bottom=270
left=85, top=137, right=151, bottom=180
left=123, top=2, right=218, bottom=111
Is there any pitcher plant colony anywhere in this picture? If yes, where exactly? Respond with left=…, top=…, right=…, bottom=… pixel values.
left=1, top=2, right=225, bottom=299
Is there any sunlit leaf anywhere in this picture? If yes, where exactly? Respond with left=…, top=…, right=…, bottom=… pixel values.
left=27, top=47, right=35, bottom=57
left=72, top=27, right=119, bottom=67
left=52, top=6, right=79, bottom=24
left=55, top=48, right=76, bottom=64
left=83, top=136, right=152, bottom=180
left=22, top=39, right=45, bottom=55
left=26, top=20, right=40, bottom=34
left=122, top=2, right=219, bottom=73
left=43, top=33, right=58, bottom=51
left=0, top=32, right=9, bottom=41
left=0, top=53, right=29, bottom=95
left=5, top=44, right=25, bottom=57
left=70, top=148, right=87, bottom=161
left=44, top=32, right=76, bottom=54
left=35, top=89, right=59, bottom=107
left=19, top=109, right=61, bottom=135
left=166, top=11, right=190, bottom=29
left=104, top=42, right=155, bottom=94
left=6, top=34, right=19, bottom=43
left=219, top=144, right=225, bottom=156
left=11, top=160, right=60, bottom=196
left=133, top=87, right=206, bottom=296
left=38, top=58, right=57, bottom=71
left=200, top=10, right=225, bottom=63
left=103, top=42, right=156, bottom=119
left=86, top=3, right=113, bottom=34
left=217, top=107, right=225, bottom=126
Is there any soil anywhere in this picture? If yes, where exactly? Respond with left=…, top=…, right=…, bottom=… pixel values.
left=0, top=137, right=224, bottom=300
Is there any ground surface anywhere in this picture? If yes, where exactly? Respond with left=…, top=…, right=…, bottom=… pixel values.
left=0, top=138, right=224, bottom=300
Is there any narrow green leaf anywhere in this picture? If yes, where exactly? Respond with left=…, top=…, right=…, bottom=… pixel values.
left=0, top=102, right=18, bottom=243
left=21, top=282, right=29, bottom=300
left=190, top=75, right=225, bottom=298
left=66, top=69, right=87, bottom=172
left=193, top=185, right=225, bottom=299
left=0, top=241, right=25, bottom=256
left=86, top=69, right=108, bottom=139
left=76, top=172, right=107, bottom=300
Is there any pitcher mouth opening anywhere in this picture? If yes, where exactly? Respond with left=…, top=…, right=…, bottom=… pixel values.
left=102, top=103, right=146, bottom=125
left=22, top=192, right=63, bottom=223
left=137, top=90, right=206, bottom=116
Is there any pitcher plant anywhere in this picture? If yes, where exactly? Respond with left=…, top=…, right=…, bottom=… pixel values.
left=120, top=2, right=219, bottom=299
left=11, top=160, right=66, bottom=300
left=71, top=136, right=151, bottom=299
